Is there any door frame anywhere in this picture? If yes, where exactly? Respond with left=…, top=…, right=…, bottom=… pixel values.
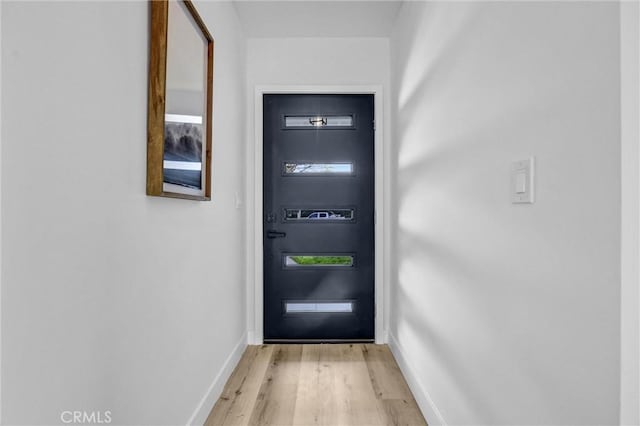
left=249, top=86, right=387, bottom=344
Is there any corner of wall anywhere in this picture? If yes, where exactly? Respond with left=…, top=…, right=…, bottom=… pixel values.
left=243, top=39, right=256, bottom=348
left=620, top=2, right=640, bottom=425
left=0, top=0, right=3, bottom=420
left=186, top=332, right=247, bottom=426
left=387, top=332, right=446, bottom=426
left=0, top=0, right=4, bottom=421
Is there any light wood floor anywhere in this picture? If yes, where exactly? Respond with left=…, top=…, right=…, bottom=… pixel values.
left=205, top=344, right=427, bottom=426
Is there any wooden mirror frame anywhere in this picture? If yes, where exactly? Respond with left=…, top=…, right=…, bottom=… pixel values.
left=147, top=0, right=214, bottom=201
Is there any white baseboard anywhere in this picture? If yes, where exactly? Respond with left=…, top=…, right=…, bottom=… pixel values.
left=388, top=332, right=447, bottom=426
left=186, top=332, right=247, bottom=426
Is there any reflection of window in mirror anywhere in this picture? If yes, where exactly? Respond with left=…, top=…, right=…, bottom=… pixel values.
left=163, top=0, right=209, bottom=196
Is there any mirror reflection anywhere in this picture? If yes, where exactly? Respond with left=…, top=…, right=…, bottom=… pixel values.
left=163, top=0, right=208, bottom=196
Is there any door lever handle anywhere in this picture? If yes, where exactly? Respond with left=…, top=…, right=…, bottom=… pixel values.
left=267, top=230, right=287, bottom=239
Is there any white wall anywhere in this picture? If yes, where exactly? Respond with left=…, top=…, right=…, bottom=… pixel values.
left=390, top=2, right=621, bottom=425
left=620, top=2, right=640, bottom=424
left=0, top=0, right=3, bottom=422
left=245, top=37, right=391, bottom=342
left=1, top=1, right=246, bottom=424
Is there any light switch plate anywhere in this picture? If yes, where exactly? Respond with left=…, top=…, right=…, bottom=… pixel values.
left=511, top=157, right=535, bottom=204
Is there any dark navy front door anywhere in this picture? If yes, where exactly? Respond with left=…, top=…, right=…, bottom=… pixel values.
left=263, top=94, right=375, bottom=342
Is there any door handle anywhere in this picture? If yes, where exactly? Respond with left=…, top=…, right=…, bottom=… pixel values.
left=267, top=230, right=287, bottom=239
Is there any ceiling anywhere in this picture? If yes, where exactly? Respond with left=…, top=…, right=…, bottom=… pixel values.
left=233, top=1, right=403, bottom=38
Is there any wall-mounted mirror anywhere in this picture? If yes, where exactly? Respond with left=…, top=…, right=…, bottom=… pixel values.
left=147, top=0, right=214, bottom=200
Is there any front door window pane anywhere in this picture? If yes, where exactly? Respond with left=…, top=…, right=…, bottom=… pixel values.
left=284, top=255, right=354, bottom=267
left=284, top=163, right=353, bottom=175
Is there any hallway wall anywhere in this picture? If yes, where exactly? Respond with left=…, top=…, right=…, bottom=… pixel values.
left=390, top=2, right=621, bottom=425
left=1, top=1, right=246, bottom=424
left=620, top=2, right=640, bottom=424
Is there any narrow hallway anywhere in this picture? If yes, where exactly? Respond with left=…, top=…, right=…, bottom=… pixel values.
left=0, top=1, right=637, bottom=424
left=206, top=344, right=426, bottom=426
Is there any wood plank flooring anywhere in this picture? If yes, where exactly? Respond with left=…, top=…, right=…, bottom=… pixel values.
left=205, top=344, right=427, bottom=426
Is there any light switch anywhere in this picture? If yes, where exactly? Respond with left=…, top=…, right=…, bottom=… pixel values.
left=511, top=157, right=535, bottom=204
left=515, top=172, right=527, bottom=194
